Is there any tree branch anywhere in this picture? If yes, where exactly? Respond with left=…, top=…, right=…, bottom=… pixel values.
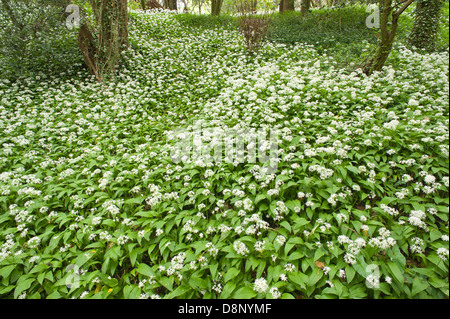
left=393, top=0, right=414, bottom=19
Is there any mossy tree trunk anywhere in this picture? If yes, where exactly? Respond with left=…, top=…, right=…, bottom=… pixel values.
left=118, top=0, right=128, bottom=49
left=408, top=0, right=442, bottom=52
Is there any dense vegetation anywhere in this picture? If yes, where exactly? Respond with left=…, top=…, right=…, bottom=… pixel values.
left=0, top=2, right=448, bottom=299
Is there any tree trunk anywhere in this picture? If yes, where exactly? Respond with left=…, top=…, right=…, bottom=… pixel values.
left=146, top=0, right=163, bottom=9
left=211, top=0, right=223, bottom=16
left=118, top=0, right=128, bottom=49
left=77, top=23, right=98, bottom=77
left=408, top=0, right=442, bottom=52
left=364, top=0, right=414, bottom=75
left=301, top=0, right=311, bottom=15
left=249, top=0, right=257, bottom=13
left=164, top=0, right=177, bottom=10
left=181, top=0, right=188, bottom=12
left=81, top=0, right=130, bottom=81
left=279, top=0, right=294, bottom=13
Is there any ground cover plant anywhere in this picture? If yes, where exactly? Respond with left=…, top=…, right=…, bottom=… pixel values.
left=0, top=4, right=448, bottom=299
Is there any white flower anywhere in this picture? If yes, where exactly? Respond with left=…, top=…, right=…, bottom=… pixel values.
left=424, top=174, right=436, bottom=185
left=117, top=235, right=129, bottom=245
left=254, top=241, right=265, bottom=253
left=269, top=287, right=281, bottom=299
left=344, top=253, right=357, bottom=265
left=437, top=248, right=449, bottom=261
left=366, top=273, right=380, bottom=288
left=27, top=236, right=41, bottom=249
left=92, top=216, right=102, bottom=225
left=284, top=263, right=295, bottom=272
left=253, top=278, right=269, bottom=294
left=275, top=235, right=286, bottom=246
left=233, top=240, right=249, bottom=256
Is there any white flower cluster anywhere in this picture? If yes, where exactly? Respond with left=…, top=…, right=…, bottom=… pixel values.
left=309, top=164, right=334, bottom=180
left=368, top=228, right=397, bottom=250
left=166, top=252, right=186, bottom=276
left=337, top=235, right=366, bottom=265
left=233, top=240, right=249, bottom=256
left=380, top=204, right=400, bottom=217
left=408, top=210, right=428, bottom=230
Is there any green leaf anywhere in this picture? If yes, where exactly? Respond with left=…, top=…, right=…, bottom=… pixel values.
left=411, top=277, right=429, bottom=297
left=0, top=265, right=15, bottom=279
left=159, top=276, right=174, bottom=291
left=285, top=237, right=302, bottom=255
left=345, top=265, right=356, bottom=284
left=221, top=281, right=236, bottom=299
left=209, top=263, right=218, bottom=279
left=288, top=272, right=307, bottom=290
left=429, top=277, right=448, bottom=289
left=136, top=263, right=154, bottom=277
left=255, top=194, right=267, bottom=204
left=14, top=277, right=34, bottom=299
left=307, top=269, right=323, bottom=287
left=189, top=274, right=207, bottom=290
left=387, top=262, right=404, bottom=285
left=280, top=221, right=291, bottom=233
left=224, top=267, right=240, bottom=283
left=287, top=251, right=304, bottom=261
left=429, top=229, right=442, bottom=242
left=232, top=286, right=257, bottom=299
left=165, top=284, right=190, bottom=298
left=37, top=272, right=46, bottom=285
left=130, top=248, right=139, bottom=267
left=46, top=290, right=62, bottom=299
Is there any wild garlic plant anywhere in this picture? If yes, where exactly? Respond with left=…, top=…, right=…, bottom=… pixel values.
left=0, top=10, right=448, bottom=299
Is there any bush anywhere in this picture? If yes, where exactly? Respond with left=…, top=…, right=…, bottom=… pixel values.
left=0, top=0, right=84, bottom=80
left=174, top=13, right=238, bottom=32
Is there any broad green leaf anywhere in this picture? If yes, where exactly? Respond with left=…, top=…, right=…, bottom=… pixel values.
left=387, top=262, right=404, bottom=285
left=221, top=281, right=236, bottom=299
left=224, top=267, right=240, bottom=283
left=136, top=263, right=154, bottom=277
left=232, top=286, right=257, bottom=299
left=411, top=277, right=429, bottom=297
left=14, top=278, right=34, bottom=299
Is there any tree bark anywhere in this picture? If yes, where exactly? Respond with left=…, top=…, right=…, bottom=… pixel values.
left=408, top=0, right=442, bottom=52
left=146, top=0, right=163, bottom=9
left=77, top=23, right=98, bottom=77
left=211, top=0, right=223, bottom=16
left=80, top=0, right=130, bottom=81
left=118, top=0, right=128, bottom=48
left=364, top=0, right=414, bottom=75
left=279, top=0, right=294, bottom=13
left=301, top=0, right=311, bottom=15
left=164, top=0, right=177, bottom=10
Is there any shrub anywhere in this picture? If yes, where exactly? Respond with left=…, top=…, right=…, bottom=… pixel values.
left=0, top=0, right=83, bottom=80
